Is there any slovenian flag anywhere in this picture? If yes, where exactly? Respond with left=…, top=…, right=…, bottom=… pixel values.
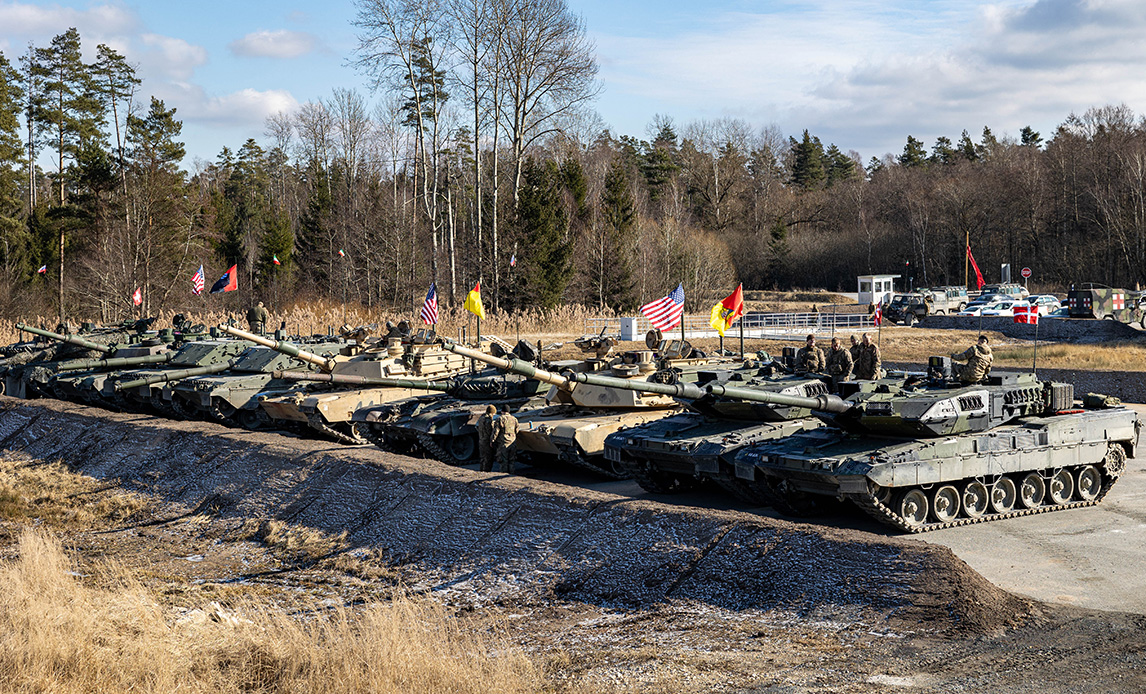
left=37, top=265, right=46, bottom=274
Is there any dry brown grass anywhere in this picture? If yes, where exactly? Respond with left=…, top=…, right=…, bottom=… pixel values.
left=0, top=457, right=147, bottom=528
left=237, top=518, right=348, bottom=562
left=0, top=526, right=545, bottom=694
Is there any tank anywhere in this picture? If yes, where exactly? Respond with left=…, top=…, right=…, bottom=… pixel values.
left=219, top=325, right=478, bottom=444
left=439, top=341, right=745, bottom=478
left=104, top=340, right=249, bottom=412
left=164, top=341, right=345, bottom=430
left=727, top=356, right=1140, bottom=532
left=598, top=357, right=837, bottom=497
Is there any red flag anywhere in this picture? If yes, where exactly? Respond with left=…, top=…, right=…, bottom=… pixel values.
left=1013, top=304, right=1038, bottom=325
left=873, top=301, right=882, bottom=326
left=210, top=265, right=238, bottom=293
left=966, top=245, right=985, bottom=290
left=132, top=287, right=142, bottom=306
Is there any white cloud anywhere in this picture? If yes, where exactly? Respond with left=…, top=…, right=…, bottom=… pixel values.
left=228, top=29, right=317, bottom=59
left=0, top=1, right=137, bottom=37
left=138, top=34, right=208, bottom=81
left=155, top=81, right=299, bottom=128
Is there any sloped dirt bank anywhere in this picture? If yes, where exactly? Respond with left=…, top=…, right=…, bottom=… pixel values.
left=0, top=396, right=1022, bottom=636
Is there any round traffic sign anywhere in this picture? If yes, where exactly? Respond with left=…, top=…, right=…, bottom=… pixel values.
left=1021, top=267, right=1032, bottom=279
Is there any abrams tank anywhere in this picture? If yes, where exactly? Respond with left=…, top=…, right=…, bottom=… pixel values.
left=164, top=340, right=345, bottom=430
left=220, top=325, right=478, bottom=444
left=728, top=357, right=1140, bottom=532
left=440, top=340, right=744, bottom=478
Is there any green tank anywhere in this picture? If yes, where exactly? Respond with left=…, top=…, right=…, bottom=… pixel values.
left=104, top=340, right=249, bottom=412
left=220, top=325, right=479, bottom=444
left=729, top=357, right=1140, bottom=531
left=439, top=341, right=748, bottom=478
left=163, top=341, right=345, bottom=430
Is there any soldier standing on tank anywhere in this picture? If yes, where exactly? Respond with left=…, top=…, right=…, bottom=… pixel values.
left=476, top=404, right=496, bottom=473
left=492, top=404, right=519, bottom=474
left=826, top=337, right=853, bottom=384
left=855, top=333, right=882, bottom=380
left=952, top=335, right=993, bottom=384
left=246, top=302, right=269, bottom=333
left=794, top=334, right=826, bottom=374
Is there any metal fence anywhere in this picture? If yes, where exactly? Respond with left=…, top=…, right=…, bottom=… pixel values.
left=585, top=310, right=878, bottom=342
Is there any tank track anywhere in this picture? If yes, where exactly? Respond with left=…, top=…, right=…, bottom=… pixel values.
left=841, top=470, right=1117, bottom=533
left=414, top=432, right=470, bottom=466
left=552, top=440, right=629, bottom=480
left=623, top=457, right=698, bottom=494
left=305, top=413, right=368, bottom=445
left=360, top=426, right=401, bottom=453
left=713, top=477, right=773, bottom=506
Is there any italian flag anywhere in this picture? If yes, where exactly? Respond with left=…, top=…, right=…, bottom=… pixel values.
left=272, top=254, right=281, bottom=265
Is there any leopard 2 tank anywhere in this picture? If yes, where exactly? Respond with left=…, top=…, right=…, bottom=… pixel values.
left=726, top=357, right=1139, bottom=531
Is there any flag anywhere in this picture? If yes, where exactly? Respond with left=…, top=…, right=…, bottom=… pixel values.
left=272, top=254, right=281, bottom=266
left=966, top=245, right=985, bottom=290
left=132, top=287, right=142, bottom=306
left=709, top=283, right=745, bottom=336
left=873, top=301, right=883, bottom=326
left=338, top=249, right=346, bottom=258
left=509, top=254, right=516, bottom=267
left=641, top=283, right=686, bottom=331
left=36, top=265, right=46, bottom=274
left=191, top=265, right=205, bottom=295
left=464, top=281, right=486, bottom=320
left=210, top=264, right=238, bottom=294
left=420, top=282, right=439, bottom=325
left=1013, top=304, right=1038, bottom=325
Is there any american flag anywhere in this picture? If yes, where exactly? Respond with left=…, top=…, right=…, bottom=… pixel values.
left=191, top=265, right=205, bottom=295
left=640, top=283, right=685, bottom=331
left=420, top=282, right=439, bottom=325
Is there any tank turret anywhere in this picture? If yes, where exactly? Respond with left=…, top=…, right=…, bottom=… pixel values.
left=115, top=359, right=238, bottom=391
left=219, top=325, right=337, bottom=371
left=16, top=323, right=115, bottom=354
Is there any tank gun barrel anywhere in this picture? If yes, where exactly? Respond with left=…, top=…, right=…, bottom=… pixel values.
left=705, top=383, right=852, bottom=414
left=218, top=325, right=336, bottom=372
left=54, top=353, right=173, bottom=373
left=442, top=341, right=572, bottom=390
left=16, top=323, right=115, bottom=354
left=562, top=370, right=705, bottom=399
left=271, top=370, right=454, bottom=391
left=115, top=359, right=237, bottom=390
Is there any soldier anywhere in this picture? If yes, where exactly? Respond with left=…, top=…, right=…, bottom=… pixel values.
left=383, top=321, right=403, bottom=339
left=246, top=302, right=269, bottom=333
left=952, top=335, right=993, bottom=384
left=794, top=334, right=826, bottom=374
left=492, top=404, right=519, bottom=474
left=849, top=335, right=861, bottom=362
left=476, top=404, right=497, bottom=473
left=826, top=337, right=853, bottom=384
left=855, top=333, right=882, bottom=380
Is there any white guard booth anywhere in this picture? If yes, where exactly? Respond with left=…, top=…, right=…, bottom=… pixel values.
left=857, top=274, right=900, bottom=306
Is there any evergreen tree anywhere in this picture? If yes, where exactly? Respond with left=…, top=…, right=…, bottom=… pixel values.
left=977, top=126, right=999, bottom=159
left=930, top=136, right=955, bottom=165
left=641, top=123, right=679, bottom=201
left=400, top=36, right=448, bottom=128
left=514, top=158, right=572, bottom=310
left=789, top=130, right=825, bottom=189
left=899, top=135, right=927, bottom=167
left=956, top=130, right=978, bottom=161
left=596, top=157, right=637, bottom=311
left=0, top=51, right=25, bottom=253
left=824, top=144, right=855, bottom=185
left=1020, top=125, right=1042, bottom=148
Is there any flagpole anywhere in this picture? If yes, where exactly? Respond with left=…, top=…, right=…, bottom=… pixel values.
left=1032, top=307, right=1039, bottom=376
left=739, top=318, right=744, bottom=360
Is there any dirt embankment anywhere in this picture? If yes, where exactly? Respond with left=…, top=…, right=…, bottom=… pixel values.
left=0, top=397, right=1023, bottom=636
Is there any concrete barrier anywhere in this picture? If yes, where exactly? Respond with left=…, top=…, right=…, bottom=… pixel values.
left=0, top=397, right=1025, bottom=633
left=919, top=315, right=1143, bottom=341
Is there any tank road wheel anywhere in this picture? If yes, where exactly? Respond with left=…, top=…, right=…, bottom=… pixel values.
left=1048, top=469, right=1074, bottom=505
left=236, top=409, right=265, bottom=431
left=990, top=477, right=1017, bottom=514
left=1076, top=465, right=1102, bottom=502
left=962, top=481, right=990, bottom=519
left=767, top=479, right=829, bottom=517
left=895, top=489, right=929, bottom=529
left=931, top=485, right=961, bottom=523
left=445, top=434, right=478, bottom=464
left=1019, top=473, right=1046, bottom=509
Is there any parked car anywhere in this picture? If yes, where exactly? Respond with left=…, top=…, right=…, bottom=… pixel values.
left=958, top=300, right=1007, bottom=316
left=980, top=283, right=1030, bottom=300
left=958, top=294, right=1006, bottom=315
left=980, top=300, right=1031, bottom=317
left=1028, top=294, right=1061, bottom=315
left=1044, top=306, right=1070, bottom=319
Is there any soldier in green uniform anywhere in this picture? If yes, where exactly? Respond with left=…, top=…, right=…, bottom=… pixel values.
left=849, top=334, right=861, bottom=362
left=476, top=404, right=496, bottom=473
left=855, top=333, right=882, bottom=380
left=794, top=334, right=826, bottom=374
left=492, top=404, right=519, bottom=474
left=246, top=302, right=269, bottom=333
left=826, top=337, right=853, bottom=384
left=952, top=335, right=993, bottom=384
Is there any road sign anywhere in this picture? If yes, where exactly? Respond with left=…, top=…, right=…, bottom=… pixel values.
left=1021, top=267, right=1032, bottom=279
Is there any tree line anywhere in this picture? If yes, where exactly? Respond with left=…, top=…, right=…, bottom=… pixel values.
left=1, top=8, right=1145, bottom=324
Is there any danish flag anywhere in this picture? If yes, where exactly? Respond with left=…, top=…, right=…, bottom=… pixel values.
left=1013, top=304, right=1038, bottom=325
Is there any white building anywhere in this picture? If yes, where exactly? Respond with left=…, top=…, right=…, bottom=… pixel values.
left=857, top=274, right=900, bottom=306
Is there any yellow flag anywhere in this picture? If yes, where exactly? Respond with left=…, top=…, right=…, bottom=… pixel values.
left=464, top=281, right=486, bottom=320
left=709, top=284, right=745, bottom=336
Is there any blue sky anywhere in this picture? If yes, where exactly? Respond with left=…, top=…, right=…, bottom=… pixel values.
left=3, top=0, right=1146, bottom=165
